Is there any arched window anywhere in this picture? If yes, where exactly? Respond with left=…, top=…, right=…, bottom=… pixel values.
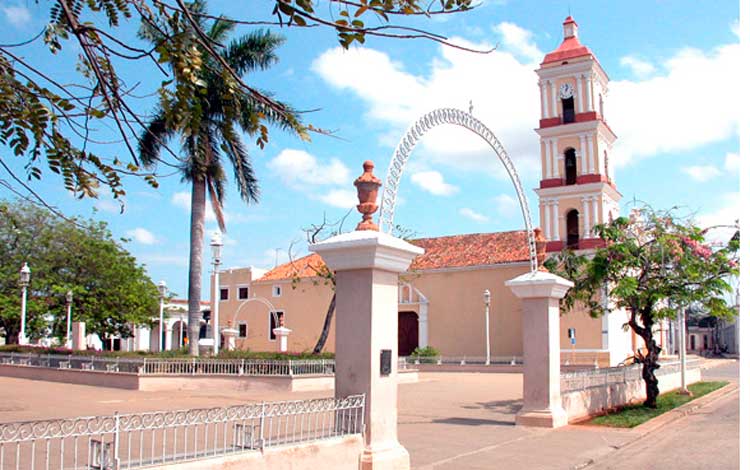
left=562, top=97, right=575, bottom=123
left=564, top=148, right=577, bottom=185
left=566, top=210, right=579, bottom=249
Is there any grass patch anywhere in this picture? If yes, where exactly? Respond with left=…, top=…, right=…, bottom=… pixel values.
left=590, top=381, right=729, bottom=428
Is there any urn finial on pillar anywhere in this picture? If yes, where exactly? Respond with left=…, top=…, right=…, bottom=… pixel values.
left=354, top=160, right=382, bottom=231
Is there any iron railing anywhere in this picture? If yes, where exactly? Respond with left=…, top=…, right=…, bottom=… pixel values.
left=560, top=359, right=701, bottom=393
left=0, top=352, right=336, bottom=377
left=0, top=395, right=365, bottom=470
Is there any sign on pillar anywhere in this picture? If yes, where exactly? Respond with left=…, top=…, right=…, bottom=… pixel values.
left=310, top=161, right=423, bottom=470
left=506, top=270, right=573, bottom=428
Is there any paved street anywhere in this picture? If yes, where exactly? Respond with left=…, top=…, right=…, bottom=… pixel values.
left=588, top=360, right=739, bottom=470
left=0, top=359, right=739, bottom=469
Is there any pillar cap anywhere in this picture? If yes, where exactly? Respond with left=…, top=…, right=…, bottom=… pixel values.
left=309, top=230, right=424, bottom=273
left=272, top=326, right=292, bottom=336
left=505, top=270, right=573, bottom=299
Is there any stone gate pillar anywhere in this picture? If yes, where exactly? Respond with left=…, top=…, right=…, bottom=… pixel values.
left=506, top=271, right=573, bottom=428
left=310, top=160, right=423, bottom=470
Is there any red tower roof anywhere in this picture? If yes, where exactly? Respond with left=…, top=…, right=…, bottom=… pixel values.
left=541, top=16, right=595, bottom=65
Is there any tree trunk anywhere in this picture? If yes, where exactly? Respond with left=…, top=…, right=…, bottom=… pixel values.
left=312, top=293, right=335, bottom=354
left=187, top=176, right=207, bottom=356
left=633, top=312, right=661, bottom=408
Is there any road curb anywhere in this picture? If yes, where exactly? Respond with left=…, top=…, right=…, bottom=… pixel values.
left=571, top=382, right=737, bottom=469
left=633, top=381, right=737, bottom=435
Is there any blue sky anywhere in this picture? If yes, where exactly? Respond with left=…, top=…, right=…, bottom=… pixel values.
left=0, top=1, right=741, bottom=297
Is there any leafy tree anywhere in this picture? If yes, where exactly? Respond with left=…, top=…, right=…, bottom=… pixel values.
left=137, top=2, right=307, bottom=355
left=0, top=200, right=159, bottom=344
left=546, top=207, right=738, bottom=408
left=1, top=0, right=478, bottom=211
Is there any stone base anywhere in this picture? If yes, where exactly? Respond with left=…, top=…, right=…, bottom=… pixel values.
left=515, top=407, right=568, bottom=428
left=360, top=443, right=410, bottom=470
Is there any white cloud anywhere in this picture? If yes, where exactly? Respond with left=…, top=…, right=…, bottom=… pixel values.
left=459, top=208, right=489, bottom=222
left=696, top=192, right=739, bottom=244
left=724, top=152, right=740, bottom=172
left=410, top=171, right=459, bottom=196
left=2, top=5, right=31, bottom=28
left=268, top=149, right=351, bottom=189
left=312, top=34, right=540, bottom=174
left=609, top=43, right=740, bottom=167
left=619, top=55, right=656, bottom=78
left=95, top=199, right=124, bottom=214
left=314, top=26, right=739, bottom=174
left=126, top=228, right=158, bottom=245
left=680, top=165, right=721, bottom=182
left=316, top=188, right=358, bottom=209
left=495, top=194, right=518, bottom=216
left=494, top=22, right=542, bottom=63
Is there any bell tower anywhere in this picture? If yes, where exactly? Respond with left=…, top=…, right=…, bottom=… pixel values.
left=534, top=16, right=621, bottom=252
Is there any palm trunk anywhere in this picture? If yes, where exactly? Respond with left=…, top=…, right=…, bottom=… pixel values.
left=187, top=176, right=207, bottom=356
left=313, top=293, right=335, bottom=354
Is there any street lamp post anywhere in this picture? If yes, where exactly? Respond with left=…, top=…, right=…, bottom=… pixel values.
left=483, top=289, right=491, bottom=366
left=210, top=232, right=223, bottom=355
left=65, top=290, right=73, bottom=349
left=158, top=281, right=167, bottom=352
left=18, top=263, right=31, bottom=345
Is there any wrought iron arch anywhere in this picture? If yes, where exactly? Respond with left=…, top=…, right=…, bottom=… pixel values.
left=378, top=108, right=539, bottom=272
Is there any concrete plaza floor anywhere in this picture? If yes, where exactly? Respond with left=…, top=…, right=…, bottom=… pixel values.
left=0, top=360, right=739, bottom=469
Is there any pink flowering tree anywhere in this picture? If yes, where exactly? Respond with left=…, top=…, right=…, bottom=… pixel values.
left=546, top=207, right=738, bottom=408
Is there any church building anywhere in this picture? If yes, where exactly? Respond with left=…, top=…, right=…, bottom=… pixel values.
left=211, top=18, right=648, bottom=367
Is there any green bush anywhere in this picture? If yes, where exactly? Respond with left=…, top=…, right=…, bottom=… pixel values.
left=411, top=346, right=440, bottom=357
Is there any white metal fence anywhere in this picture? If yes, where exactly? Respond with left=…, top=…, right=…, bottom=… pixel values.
left=560, top=359, right=702, bottom=393
left=0, top=395, right=365, bottom=470
left=0, top=353, right=336, bottom=377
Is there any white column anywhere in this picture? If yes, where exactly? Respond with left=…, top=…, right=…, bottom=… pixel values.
left=592, top=195, right=600, bottom=228
left=552, top=200, right=560, bottom=241
left=579, top=136, right=588, bottom=174
left=552, top=138, right=559, bottom=177
left=544, top=140, right=552, bottom=178
left=550, top=81, right=558, bottom=117
left=544, top=201, right=552, bottom=240
left=418, top=304, right=429, bottom=349
left=310, top=230, right=423, bottom=470
left=273, top=327, right=292, bottom=352
left=582, top=196, right=591, bottom=238
left=506, top=271, right=573, bottom=428
left=164, top=326, right=173, bottom=351
left=576, top=76, right=584, bottom=113
left=587, top=134, right=595, bottom=173
left=588, top=75, right=596, bottom=112
left=540, top=82, right=549, bottom=119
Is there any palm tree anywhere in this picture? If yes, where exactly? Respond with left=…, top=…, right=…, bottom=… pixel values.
left=138, top=1, right=305, bottom=355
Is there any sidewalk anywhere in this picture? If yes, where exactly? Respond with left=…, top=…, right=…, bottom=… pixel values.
left=402, top=361, right=739, bottom=469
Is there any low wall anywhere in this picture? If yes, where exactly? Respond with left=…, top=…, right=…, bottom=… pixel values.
left=562, top=366, right=702, bottom=423
left=151, top=435, right=364, bottom=470
left=0, top=364, right=140, bottom=389
left=0, top=364, right=418, bottom=392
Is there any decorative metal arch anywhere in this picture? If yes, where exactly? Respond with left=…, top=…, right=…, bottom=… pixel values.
left=378, top=108, right=539, bottom=272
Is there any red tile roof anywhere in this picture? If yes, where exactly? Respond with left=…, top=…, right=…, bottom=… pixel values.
left=259, top=230, right=546, bottom=281
left=541, top=17, right=596, bottom=65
